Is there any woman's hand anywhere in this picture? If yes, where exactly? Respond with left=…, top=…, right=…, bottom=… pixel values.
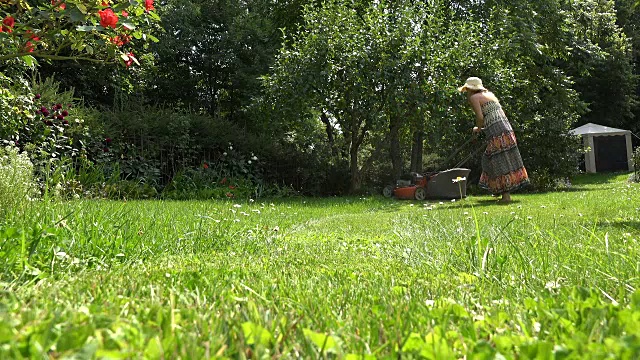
left=472, top=126, right=483, bottom=133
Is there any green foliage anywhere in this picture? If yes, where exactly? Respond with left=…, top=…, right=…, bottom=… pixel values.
left=0, top=73, right=102, bottom=195
left=0, top=145, right=37, bottom=220
left=632, top=146, right=640, bottom=182
left=0, top=0, right=160, bottom=66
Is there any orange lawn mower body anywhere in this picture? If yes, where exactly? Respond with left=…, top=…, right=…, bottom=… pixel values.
left=383, top=168, right=471, bottom=200
left=383, top=136, right=484, bottom=200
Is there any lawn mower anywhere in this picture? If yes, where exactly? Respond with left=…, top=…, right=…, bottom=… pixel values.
left=383, top=137, right=484, bottom=200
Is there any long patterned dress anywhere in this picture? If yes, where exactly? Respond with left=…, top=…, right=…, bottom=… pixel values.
left=478, top=101, right=529, bottom=194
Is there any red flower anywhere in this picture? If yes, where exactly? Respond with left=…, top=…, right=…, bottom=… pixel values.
left=145, top=0, right=155, bottom=11
left=124, top=52, right=136, bottom=67
left=225, top=192, right=234, bottom=198
left=61, top=110, right=69, bottom=116
left=220, top=177, right=227, bottom=184
left=121, top=10, right=129, bottom=17
left=25, top=30, right=40, bottom=41
left=24, top=42, right=35, bottom=52
left=101, top=1, right=109, bottom=6
left=110, top=35, right=123, bottom=46
left=203, top=162, right=209, bottom=169
left=110, top=34, right=131, bottom=47
left=228, top=185, right=236, bottom=190
left=1, top=16, right=15, bottom=33
left=98, top=9, right=118, bottom=29
left=35, top=94, right=41, bottom=99
left=51, top=1, right=66, bottom=10
left=105, top=137, right=112, bottom=144
left=62, top=120, right=69, bottom=125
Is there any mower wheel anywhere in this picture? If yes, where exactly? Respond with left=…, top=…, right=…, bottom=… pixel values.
left=414, top=187, right=426, bottom=200
left=383, top=185, right=394, bottom=198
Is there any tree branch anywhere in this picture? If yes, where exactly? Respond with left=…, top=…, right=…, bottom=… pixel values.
left=0, top=52, right=106, bottom=63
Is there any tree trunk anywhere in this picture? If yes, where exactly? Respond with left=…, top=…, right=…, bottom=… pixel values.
left=389, top=118, right=402, bottom=179
left=349, top=145, right=361, bottom=192
left=320, top=112, right=337, bottom=157
left=410, top=130, right=424, bottom=173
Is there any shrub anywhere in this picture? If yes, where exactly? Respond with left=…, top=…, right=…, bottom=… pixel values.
left=0, top=146, right=38, bottom=220
left=631, top=147, right=640, bottom=183
left=0, top=73, right=103, bottom=195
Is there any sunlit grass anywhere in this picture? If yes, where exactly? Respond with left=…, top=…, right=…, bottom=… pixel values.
left=1, top=173, right=639, bottom=358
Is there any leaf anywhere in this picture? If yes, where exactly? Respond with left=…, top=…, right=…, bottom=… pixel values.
left=76, top=3, right=88, bottom=14
left=76, top=25, right=98, bottom=32
left=144, top=336, right=163, bottom=358
left=147, top=34, right=159, bottom=43
left=122, top=22, right=136, bottom=31
left=68, top=8, right=86, bottom=22
left=0, top=321, right=13, bottom=343
left=21, top=55, right=37, bottom=68
left=241, top=321, right=273, bottom=346
left=401, top=332, right=425, bottom=353
left=303, top=328, right=340, bottom=354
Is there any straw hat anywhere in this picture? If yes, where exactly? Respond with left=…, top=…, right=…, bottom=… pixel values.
left=458, top=77, right=486, bottom=92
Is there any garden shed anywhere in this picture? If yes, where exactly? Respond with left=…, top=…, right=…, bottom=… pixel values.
left=570, top=123, right=634, bottom=173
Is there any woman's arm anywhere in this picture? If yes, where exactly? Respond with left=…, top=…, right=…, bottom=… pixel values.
left=469, top=95, right=484, bottom=132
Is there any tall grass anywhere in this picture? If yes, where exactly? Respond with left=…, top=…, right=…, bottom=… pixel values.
left=0, top=173, right=639, bottom=358
left=0, top=145, right=38, bottom=220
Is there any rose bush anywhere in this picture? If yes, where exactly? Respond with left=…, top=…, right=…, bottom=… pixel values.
left=0, top=0, right=160, bottom=67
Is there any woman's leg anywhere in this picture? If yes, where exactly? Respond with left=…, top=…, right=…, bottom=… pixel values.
left=498, top=192, right=511, bottom=203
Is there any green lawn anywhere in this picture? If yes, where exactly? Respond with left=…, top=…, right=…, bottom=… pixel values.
left=1, top=173, right=639, bottom=359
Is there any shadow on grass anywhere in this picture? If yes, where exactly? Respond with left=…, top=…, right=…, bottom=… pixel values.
left=570, top=172, right=633, bottom=186
left=598, top=220, right=640, bottom=232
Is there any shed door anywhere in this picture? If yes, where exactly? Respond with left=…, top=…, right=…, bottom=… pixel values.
left=594, top=135, right=627, bottom=172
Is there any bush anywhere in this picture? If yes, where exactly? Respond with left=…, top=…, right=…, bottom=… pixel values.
left=0, top=146, right=38, bottom=220
left=0, top=73, right=104, bottom=195
left=631, top=147, right=640, bottom=183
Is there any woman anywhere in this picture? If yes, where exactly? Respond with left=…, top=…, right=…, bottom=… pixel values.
left=458, top=77, right=529, bottom=203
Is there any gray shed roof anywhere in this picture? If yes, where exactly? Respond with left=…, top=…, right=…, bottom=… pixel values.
left=570, top=123, right=630, bottom=136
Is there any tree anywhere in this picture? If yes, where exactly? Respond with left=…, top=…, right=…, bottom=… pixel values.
left=265, top=0, right=488, bottom=192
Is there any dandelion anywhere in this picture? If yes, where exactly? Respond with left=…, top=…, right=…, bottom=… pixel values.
left=251, top=156, right=258, bottom=161
left=451, top=199, right=456, bottom=202
left=273, top=226, right=280, bottom=232
left=233, top=204, right=242, bottom=208
left=223, top=152, right=228, bottom=156
left=249, top=198, right=255, bottom=203
left=452, top=176, right=466, bottom=183
left=251, top=209, right=261, bottom=214
left=248, top=160, right=252, bottom=164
